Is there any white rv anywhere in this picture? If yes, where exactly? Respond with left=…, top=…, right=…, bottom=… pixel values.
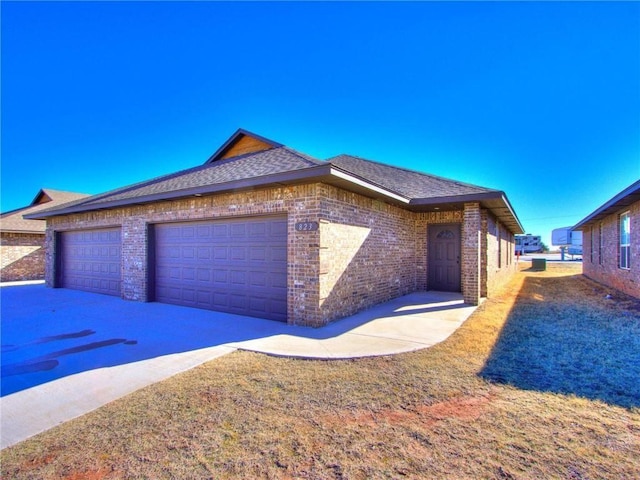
left=515, top=234, right=542, bottom=254
left=552, top=227, right=583, bottom=256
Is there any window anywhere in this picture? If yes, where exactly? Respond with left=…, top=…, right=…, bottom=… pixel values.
left=497, top=223, right=502, bottom=268
left=590, top=227, right=594, bottom=263
left=598, top=223, right=603, bottom=265
left=620, top=211, right=631, bottom=269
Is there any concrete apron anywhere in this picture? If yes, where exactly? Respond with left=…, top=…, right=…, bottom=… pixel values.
left=1, top=291, right=476, bottom=450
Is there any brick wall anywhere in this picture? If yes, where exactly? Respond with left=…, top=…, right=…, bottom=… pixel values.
left=0, top=232, right=45, bottom=281
left=46, top=184, right=323, bottom=326
left=44, top=184, right=518, bottom=325
left=462, top=203, right=481, bottom=304
left=317, top=184, right=417, bottom=323
left=484, top=213, right=517, bottom=296
left=582, top=200, right=639, bottom=299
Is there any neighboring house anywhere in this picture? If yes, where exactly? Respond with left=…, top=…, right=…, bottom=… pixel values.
left=1, top=189, right=89, bottom=282
left=27, top=129, right=523, bottom=326
left=573, top=179, right=640, bottom=299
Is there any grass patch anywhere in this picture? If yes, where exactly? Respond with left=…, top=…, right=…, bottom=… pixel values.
left=2, top=263, right=639, bottom=479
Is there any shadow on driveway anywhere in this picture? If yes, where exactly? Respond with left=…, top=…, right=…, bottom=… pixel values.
left=1, top=285, right=470, bottom=397
left=479, top=274, right=640, bottom=409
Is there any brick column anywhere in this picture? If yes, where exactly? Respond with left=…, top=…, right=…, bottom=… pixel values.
left=121, top=217, right=148, bottom=301
left=288, top=184, right=322, bottom=326
left=44, top=227, right=56, bottom=288
left=462, top=202, right=481, bottom=305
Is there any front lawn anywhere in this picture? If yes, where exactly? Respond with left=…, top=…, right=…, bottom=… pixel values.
left=2, top=263, right=639, bottom=479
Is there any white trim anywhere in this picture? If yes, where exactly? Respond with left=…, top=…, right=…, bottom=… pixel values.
left=329, top=168, right=410, bottom=204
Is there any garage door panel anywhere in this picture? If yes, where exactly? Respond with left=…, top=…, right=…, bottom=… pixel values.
left=271, top=246, right=287, bottom=262
left=271, top=272, right=287, bottom=289
left=59, top=228, right=121, bottom=297
left=250, top=271, right=267, bottom=287
left=154, top=216, right=287, bottom=321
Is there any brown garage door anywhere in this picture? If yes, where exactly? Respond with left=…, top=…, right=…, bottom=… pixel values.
left=58, top=228, right=122, bottom=296
left=153, top=216, right=288, bottom=322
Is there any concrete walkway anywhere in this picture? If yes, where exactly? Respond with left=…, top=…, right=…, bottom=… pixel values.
left=1, top=286, right=476, bottom=449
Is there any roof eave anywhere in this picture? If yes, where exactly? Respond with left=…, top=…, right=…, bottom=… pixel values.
left=410, top=191, right=524, bottom=235
left=0, top=228, right=45, bottom=234
left=24, top=165, right=334, bottom=219
left=409, top=191, right=502, bottom=206
left=573, top=179, right=640, bottom=230
left=26, top=165, right=415, bottom=219
left=24, top=164, right=524, bottom=236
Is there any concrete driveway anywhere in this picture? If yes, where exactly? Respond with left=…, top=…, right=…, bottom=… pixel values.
left=1, top=284, right=476, bottom=449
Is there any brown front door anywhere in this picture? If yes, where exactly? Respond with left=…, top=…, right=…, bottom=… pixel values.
left=428, top=223, right=461, bottom=292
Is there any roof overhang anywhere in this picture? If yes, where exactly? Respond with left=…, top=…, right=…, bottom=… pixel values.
left=0, top=229, right=45, bottom=235
left=573, top=179, right=640, bottom=230
left=26, top=164, right=333, bottom=219
left=408, top=191, right=524, bottom=234
left=25, top=164, right=524, bottom=234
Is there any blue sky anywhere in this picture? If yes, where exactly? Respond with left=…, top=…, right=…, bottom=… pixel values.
left=2, top=1, right=639, bottom=247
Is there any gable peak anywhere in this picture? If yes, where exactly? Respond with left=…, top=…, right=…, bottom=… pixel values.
left=205, top=128, right=283, bottom=164
left=31, top=189, right=53, bottom=205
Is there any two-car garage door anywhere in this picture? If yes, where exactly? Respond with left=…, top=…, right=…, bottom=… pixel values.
left=57, top=216, right=288, bottom=322
left=153, top=216, right=288, bottom=322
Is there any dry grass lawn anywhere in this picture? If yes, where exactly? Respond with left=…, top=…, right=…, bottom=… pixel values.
left=2, top=263, right=639, bottom=479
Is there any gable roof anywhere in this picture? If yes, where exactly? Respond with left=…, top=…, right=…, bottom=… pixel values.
left=573, top=179, right=640, bottom=230
left=1, top=189, right=90, bottom=234
left=25, top=130, right=524, bottom=234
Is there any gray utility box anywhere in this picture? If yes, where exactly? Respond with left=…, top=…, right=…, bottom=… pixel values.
left=532, top=258, right=547, bottom=271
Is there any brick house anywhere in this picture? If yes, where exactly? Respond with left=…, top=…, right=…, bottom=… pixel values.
left=27, top=129, right=523, bottom=326
left=1, top=189, right=89, bottom=282
left=573, top=179, right=640, bottom=299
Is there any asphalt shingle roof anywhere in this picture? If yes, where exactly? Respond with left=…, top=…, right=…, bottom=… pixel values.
left=1, top=189, right=90, bottom=233
left=327, top=154, right=497, bottom=200
left=34, top=147, right=323, bottom=212
left=25, top=130, right=522, bottom=233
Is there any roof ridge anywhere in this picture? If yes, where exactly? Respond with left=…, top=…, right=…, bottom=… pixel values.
left=327, top=153, right=497, bottom=192
left=39, top=188, right=89, bottom=196
left=282, top=146, right=325, bottom=166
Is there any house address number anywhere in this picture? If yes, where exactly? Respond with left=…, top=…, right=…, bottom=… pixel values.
left=295, top=221, right=319, bottom=232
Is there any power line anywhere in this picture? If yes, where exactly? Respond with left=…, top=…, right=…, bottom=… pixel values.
left=521, top=214, right=582, bottom=221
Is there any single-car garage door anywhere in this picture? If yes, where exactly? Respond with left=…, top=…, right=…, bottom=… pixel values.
left=58, top=228, right=122, bottom=296
left=153, top=216, right=288, bottom=322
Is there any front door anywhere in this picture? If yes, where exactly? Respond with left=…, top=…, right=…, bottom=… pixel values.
left=428, top=223, right=461, bottom=292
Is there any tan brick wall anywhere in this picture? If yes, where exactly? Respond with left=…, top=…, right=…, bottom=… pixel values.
left=484, top=213, right=517, bottom=296
left=317, top=185, right=417, bottom=323
left=582, top=200, right=639, bottom=299
left=462, top=203, right=481, bottom=305
left=0, top=232, right=45, bottom=281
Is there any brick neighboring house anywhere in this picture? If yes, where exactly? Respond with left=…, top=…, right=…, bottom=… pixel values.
left=573, top=179, right=640, bottom=299
left=27, top=129, right=523, bottom=326
left=1, top=189, right=89, bottom=282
